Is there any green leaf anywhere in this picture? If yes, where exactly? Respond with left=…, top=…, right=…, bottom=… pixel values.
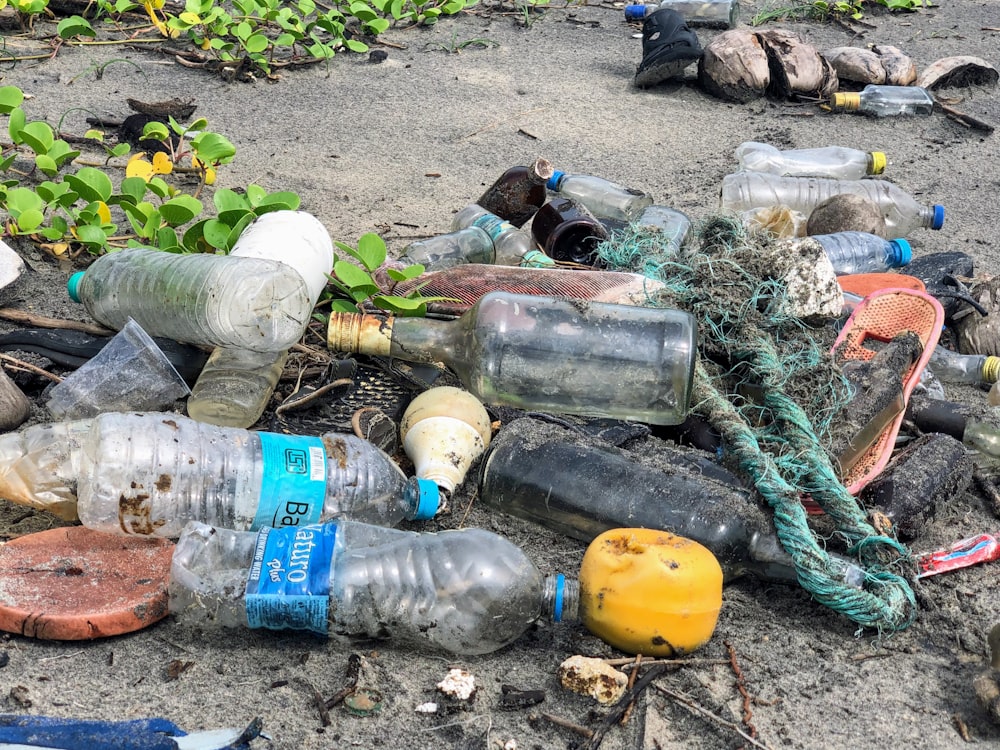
left=0, top=86, right=23, bottom=115
left=191, top=132, right=236, bottom=164
left=14, top=209, right=45, bottom=233
left=111, top=143, right=131, bottom=157
left=159, top=194, right=203, bottom=226
left=181, top=219, right=212, bottom=253
left=146, top=177, right=171, bottom=199
left=374, top=295, right=427, bottom=316
left=244, top=33, right=269, bottom=53
left=118, top=176, right=148, bottom=204
left=362, top=19, right=387, bottom=34
left=350, top=284, right=380, bottom=302
left=224, top=213, right=256, bottom=250
left=245, top=184, right=267, bottom=207
left=7, top=108, right=25, bottom=144
left=201, top=218, right=234, bottom=250
left=34, top=154, right=58, bottom=177
left=57, top=15, right=96, bottom=38
left=355, top=232, right=387, bottom=271
left=253, top=191, right=301, bottom=212
left=329, top=298, right=360, bottom=313
left=46, top=139, right=80, bottom=168
left=333, top=259, right=375, bottom=289
left=64, top=167, right=114, bottom=203
left=346, top=38, right=370, bottom=52
left=76, top=223, right=109, bottom=248
left=4, top=186, right=45, bottom=217
left=141, top=121, right=170, bottom=141
left=386, top=263, right=425, bottom=281
left=213, top=188, right=251, bottom=214
left=19, top=121, right=55, bottom=155
left=156, top=226, right=180, bottom=252
left=121, top=201, right=158, bottom=237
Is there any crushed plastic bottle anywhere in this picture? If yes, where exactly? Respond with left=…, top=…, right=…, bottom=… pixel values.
left=831, top=85, right=935, bottom=117
left=735, top=141, right=887, bottom=180
left=327, top=291, right=697, bottom=426
left=169, top=520, right=576, bottom=655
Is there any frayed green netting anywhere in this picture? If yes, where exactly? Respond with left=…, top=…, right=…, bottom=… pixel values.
left=595, top=215, right=916, bottom=633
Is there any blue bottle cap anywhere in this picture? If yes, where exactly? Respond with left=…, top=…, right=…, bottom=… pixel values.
left=67, top=271, right=85, bottom=302
left=546, top=170, right=565, bottom=192
left=623, top=3, right=649, bottom=20
left=552, top=573, right=565, bottom=622
left=409, top=478, right=440, bottom=520
left=889, top=238, right=912, bottom=267
left=931, top=205, right=945, bottom=230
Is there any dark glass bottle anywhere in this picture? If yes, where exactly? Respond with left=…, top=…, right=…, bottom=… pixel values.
left=476, top=158, right=554, bottom=228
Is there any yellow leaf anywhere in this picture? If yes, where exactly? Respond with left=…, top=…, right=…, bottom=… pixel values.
left=151, top=151, right=173, bottom=175
left=201, top=37, right=211, bottom=50
left=96, top=201, right=112, bottom=225
left=179, top=11, right=200, bottom=24
left=126, top=153, right=153, bottom=181
left=204, top=167, right=216, bottom=185
left=40, top=242, right=69, bottom=257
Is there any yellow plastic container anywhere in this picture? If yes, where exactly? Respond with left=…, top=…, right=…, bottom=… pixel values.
left=579, top=528, right=723, bottom=656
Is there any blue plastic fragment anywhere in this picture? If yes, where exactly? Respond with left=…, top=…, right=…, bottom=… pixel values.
left=0, top=715, right=264, bottom=750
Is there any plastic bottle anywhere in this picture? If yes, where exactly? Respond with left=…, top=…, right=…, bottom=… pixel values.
left=735, top=141, right=887, bottom=180
left=720, top=172, right=945, bottom=236
left=68, top=248, right=313, bottom=352
left=71, top=412, right=438, bottom=538
left=326, top=291, right=697, bottom=426
left=623, top=0, right=738, bottom=27
left=396, top=226, right=497, bottom=270
left=809, top=231, right=911, bottom=275
left=168, top=520, right=576, bottom=655
left=478, top=417, right=867, bottom=586
left=451, top=204, right=554, bottom=268
left=630, top=205, right=691, bottom=255
left=187, top=211, right=335, bottom=428
left=832, top=85, right=935, bottom=117
left=926, top=345, right=1000, bottom=385
left=546, top=170, right=654, bottom=224
left=475, top=158, right=553, bottom=228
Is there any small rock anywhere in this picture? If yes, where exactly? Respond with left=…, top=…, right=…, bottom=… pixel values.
left=415, top=702, right=438, bottom=714
left=558, top=655, right=628, bottom=705
left=436, top=668, right=476, bottom=702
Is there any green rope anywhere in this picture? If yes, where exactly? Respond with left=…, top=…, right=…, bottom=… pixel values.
left=597, top=216, right=917, bottom=633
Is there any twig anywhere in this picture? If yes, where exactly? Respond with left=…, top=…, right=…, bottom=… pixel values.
left=0, top=309, right=114, bottom=336
left=934, top=100, right=995, bottom=133
left=534, top=712, right=593, bottom=739
left=725, top=640, right=758, bottom=740
left=602, top=656, right=729, bottom=668
left=458, top=107, right=547, bottom=140
left=324, top=653, right=362, bottom=709
left=0, top=353, right=62, bottom=383
left=585, top=664, right=667, bottom=750
left=653, top=684, right=772, bottom=750
left=618, top=654, right=643, bottom=726
left=298, top=677, right=331, bottom=727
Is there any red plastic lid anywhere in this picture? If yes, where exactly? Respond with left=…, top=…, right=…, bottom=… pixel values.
left=0, top=526, right=174, bottom=640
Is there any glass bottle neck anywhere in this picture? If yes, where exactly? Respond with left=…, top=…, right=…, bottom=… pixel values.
left=388, top=316, right=461, bottom=367
left=543, top=574, right=579, bottom=622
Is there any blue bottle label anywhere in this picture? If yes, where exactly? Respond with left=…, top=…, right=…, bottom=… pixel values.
left=244, top=524, right=337, bottom=634
left=472, top=213, right=515, bottom=241
left=252, top=433, right=327, bottom=530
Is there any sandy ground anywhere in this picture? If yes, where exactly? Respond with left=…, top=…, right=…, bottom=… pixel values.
left=2, top=0, right=1000, bottom=748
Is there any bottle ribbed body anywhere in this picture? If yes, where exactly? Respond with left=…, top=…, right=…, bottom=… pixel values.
left=72, top=249, right=312, bottom=351
left=451, top=204, right=553, bottom=268
left=475, top=159, right=552, bottom=228
left=927, top=345, right=1000, bottom=385
left=398, top=226, right=496, bottom=270
left=720, top=172, right=943, bottom=235
left=811, top=232, right=908, bottom=275
left=168, top=521, right=570, bottom=655
left=478, top=418, right=866, bottom=587
left=378, top=292, right=698, bottom=425
left=835, top=85, right=935, bottom=117
left=75, top=412, right=424, bottom=538
left=185, top=211, right=334, bottom=427
left=735, top=142, right=882, bottom=180
left=548, top=172, right=653, bottom=223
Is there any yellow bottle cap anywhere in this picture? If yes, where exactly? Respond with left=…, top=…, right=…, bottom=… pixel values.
left=868, top=152, right=887, bottom=175
left=832, top=92, right=861, bottom=111
left=983, top=356, right=1000, bottom=384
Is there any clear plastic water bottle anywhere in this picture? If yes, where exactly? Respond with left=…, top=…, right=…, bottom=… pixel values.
left=546, top=170, right=654, bottom=223
left=186, top=211, right=335, bottom=428
left=68, top=248, right=313, bottom=352
left=623, top=0, right=738, bottom=27
left=720, top=172, right=945, bottom=235
left=735, top=141, right=886, bottom=180
left=168, top=520, right=577, bottom=655
left=832, top=85, right=935, bottom=117
left=451, top=204, right=554, bottom=268
left=926, top=345, right=1000, bottom=385
left=397, top=226, right=496, bottom=270
left=327, top=291, right=698, bottom=426
left=73, top=412, right=438, bottom=538
left=809, top=231, right=911, bottom=275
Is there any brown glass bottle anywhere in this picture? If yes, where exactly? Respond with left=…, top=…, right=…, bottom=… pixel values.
left=475, top=158, right=554, bottom=228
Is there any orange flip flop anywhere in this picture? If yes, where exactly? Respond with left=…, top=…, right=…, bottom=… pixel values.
left=838, top=273, right=926, bottom=298
left=0, top=526, right=174, bottom=640
left=832, top=288, right=944, bottom=495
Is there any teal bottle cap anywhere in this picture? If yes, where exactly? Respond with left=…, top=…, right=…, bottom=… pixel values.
left=67, top=271, right=85, bottom=302
left=931, top=205, right=945, bottom=230
left=889, top=238, right=912, bottom=267
left=410, top=478, right=440, bottom=520
left=546, top=170, right=565, bottom=191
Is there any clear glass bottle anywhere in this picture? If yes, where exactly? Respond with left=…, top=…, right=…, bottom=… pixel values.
left=927, top=345, right=1000, bottom=385
left=720, top=172, right=945, bottom=236
left=397, top=226, right=496, bottom=270
left=169, top=520, right=577, bottom=655
left=735, top=141, right=886, bottom=180
left=73, top=412, right=438, bottom=538
left=451, top=204, right=554, bottom=268
left=546, top=170, right=654, bottom=223
left=326, top=291, right=697, bottom=426
left=186, top=211, right=335, bottom=428
left=68, top=248, right=312, bottom=352
left=475, top=158, right=553, bottom=228
left=808, top=231, right=911, bottom=275
left=832, top=85, right=935, bottom=117
left=624, top=0, right=738, bottom=27
left=478, top=417, right=866, bottom=586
